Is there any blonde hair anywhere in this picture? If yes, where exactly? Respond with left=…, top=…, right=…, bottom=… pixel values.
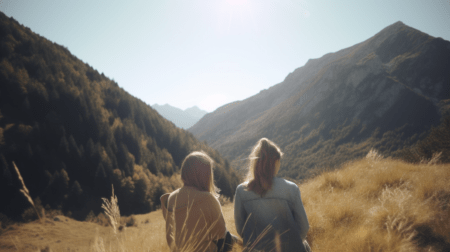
left=180, top=151, right=219, bottom=197
left=246, top=138, right=283, bottom=196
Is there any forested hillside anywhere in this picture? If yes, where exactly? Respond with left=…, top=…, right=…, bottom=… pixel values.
left=0, top=12, right=239, bottom=221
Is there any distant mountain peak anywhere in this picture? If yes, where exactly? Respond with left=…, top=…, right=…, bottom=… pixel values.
left=153, top=103, right=172, bottom=108
left=378, top=20, right=408, bottom=34
left=151, top=104, right=207, bottom=129
left=185, top=105, right=200, bottom=111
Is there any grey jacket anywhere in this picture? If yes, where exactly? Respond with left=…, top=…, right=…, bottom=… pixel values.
left=234, top=178, right=309, bottom=252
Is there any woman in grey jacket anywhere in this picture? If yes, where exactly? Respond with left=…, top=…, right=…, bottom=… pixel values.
left=234, top=138, right=310, bottom=252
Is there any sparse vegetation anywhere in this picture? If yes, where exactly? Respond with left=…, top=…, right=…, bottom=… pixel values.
left=396, top=112, right=450, bottom=164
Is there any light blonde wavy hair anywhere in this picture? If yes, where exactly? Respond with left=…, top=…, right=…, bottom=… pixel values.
left=246, top=138, right=283, bottom=196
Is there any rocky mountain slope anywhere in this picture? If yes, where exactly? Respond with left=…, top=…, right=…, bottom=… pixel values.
left=151, top=104, right=207, bottom=129
left=189, top=21, right=450, bottom=179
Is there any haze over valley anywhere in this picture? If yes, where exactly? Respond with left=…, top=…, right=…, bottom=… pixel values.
left=151, top=104, right=208, bottom=129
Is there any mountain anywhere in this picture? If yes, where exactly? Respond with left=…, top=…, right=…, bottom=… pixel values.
left=189, top=21, right=450, bottom=179
left=0, top=12, right=239, bottom=221
left=185, top=105, right=208, bottom=118
left=151, top=104, right=207, bottom=129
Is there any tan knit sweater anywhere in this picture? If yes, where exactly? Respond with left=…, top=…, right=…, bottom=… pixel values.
left=161, top=186, right=227, bottom=252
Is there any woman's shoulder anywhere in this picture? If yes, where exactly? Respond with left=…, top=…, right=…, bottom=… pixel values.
left=168, top=187, right=181, bottom=199
left=169, top=187, right=218, bottom=209
left=274, top=177, right=299, bottom=190
left=182, top=186, right=213, bottom=199
left=182, top=186, right=218, bottom=203
left=200, top=190, right=218, bottom=201
left=195, top=191, right=222, bottom=213
left=236, top=182, right=249, bottom=192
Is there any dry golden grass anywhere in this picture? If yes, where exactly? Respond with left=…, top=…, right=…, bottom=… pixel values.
left=0, top=209, right=177, bottom=252
left=301, top=152, right=450, bottom=252
left=101, top=185, right=120, bottom=235
left=12, top=162, right=41, bottom=222
left=1, top=152, right=449, bottom=251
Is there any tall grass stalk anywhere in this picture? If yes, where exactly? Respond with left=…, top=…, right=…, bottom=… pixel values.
left=12, top=161, right=41, bottom=221
left=102, top=185, right=120, bottom=234
left=420, top=151, right=442, bottom=165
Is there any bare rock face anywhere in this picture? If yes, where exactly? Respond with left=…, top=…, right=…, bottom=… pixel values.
left=189, top=21, right=450, bottom=177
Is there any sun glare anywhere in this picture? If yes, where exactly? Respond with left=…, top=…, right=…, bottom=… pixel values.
left=217, top=0, right=257, bottom=34
left=226, top=0, right=248, bottom=7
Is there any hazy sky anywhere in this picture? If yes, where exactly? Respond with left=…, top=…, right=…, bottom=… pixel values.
left=1, top=0, right=449, bottom=112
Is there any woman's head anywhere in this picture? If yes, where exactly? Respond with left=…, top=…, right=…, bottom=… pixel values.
left=181, top=151, right=219, bottom=196
left=246, top=138, right=283, bottom=195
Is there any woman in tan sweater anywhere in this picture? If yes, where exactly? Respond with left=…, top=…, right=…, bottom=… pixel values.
left=161, top=151, right=235, bottom=252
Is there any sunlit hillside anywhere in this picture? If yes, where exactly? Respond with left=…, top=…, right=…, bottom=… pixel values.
left=1, top=151, right=448, bottom=251
left=189, top=21, right=450, bottom=181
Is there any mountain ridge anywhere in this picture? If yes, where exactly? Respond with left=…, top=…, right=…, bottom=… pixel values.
left=189, top=21, right=450, bottom=178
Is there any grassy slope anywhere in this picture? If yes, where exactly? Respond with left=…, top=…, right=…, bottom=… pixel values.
left=1, top=155, right=449, bottom=252
left=301, top=154, right=450, bottom=252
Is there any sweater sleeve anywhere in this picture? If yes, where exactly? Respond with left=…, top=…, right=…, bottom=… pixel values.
left=205, top=194, right=227, bottom=240
left=291, top=185, right=309, bottom=240
left=234, top=185, right=246, bottom=237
